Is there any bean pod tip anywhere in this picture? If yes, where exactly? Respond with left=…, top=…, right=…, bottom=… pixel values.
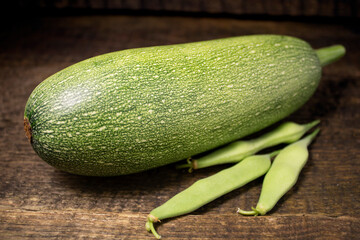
left=146, top=215, right=161, bottom=239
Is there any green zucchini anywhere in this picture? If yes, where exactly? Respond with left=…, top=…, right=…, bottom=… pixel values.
left=24, top=35, right=345, bottom=176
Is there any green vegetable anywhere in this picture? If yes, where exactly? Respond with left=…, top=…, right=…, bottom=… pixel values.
left=237, top=128, right=319, bottom=216
left=177, top=120, right=319, bottom=171
left=146, top=152, right=278, bottom=239
left=316, top=45, right=346, bottom=67
left=23, top=35, right=344, bottom=176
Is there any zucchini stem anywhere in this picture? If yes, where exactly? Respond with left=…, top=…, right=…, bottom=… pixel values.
left=316, top=45, right=345, bottom=67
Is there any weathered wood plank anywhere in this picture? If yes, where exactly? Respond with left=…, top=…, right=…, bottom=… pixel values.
left=0, top=208, right=359, bottom=239
left=6, top=0, right=360, bottom=17
left=0, top=15, right=359, bottom=239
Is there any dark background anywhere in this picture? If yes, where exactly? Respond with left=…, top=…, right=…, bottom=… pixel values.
left=1, top=1, right=359, bottom=239
left=3, top=0, right=360, bottom=17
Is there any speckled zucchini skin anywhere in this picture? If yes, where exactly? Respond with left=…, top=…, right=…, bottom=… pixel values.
left=24, top=35, right=321, bottom=176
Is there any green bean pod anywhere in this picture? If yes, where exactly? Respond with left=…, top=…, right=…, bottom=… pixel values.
left=146, top=152, right=278, bottom=239
left=238, top=128, right=319, bottom=216
left=177, top=120, right=319, bottom=171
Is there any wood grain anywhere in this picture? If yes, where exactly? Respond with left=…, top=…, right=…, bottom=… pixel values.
left=5, top=0, right=360, bottom=17
left=1, top=208, right=358, bottom=239
left=1, top=15, right=359, bottom=239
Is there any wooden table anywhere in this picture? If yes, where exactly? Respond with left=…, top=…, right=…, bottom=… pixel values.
left=1, top=15, right=359, bottom=239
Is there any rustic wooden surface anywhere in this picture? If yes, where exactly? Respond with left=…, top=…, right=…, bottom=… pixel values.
left=0, top=15, right=359, bottom=239
left=6, top=0, right=360, bottom=17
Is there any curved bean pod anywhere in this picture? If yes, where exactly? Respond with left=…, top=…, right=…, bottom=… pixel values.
left=146, top=152, right=279, bottom=239
left=237, top=128, right=319, bottom=216
left=177, top=120, right=319, bottom=171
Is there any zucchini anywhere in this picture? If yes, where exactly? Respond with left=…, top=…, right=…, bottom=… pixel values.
left=24, top=35, right=345, bottom=176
